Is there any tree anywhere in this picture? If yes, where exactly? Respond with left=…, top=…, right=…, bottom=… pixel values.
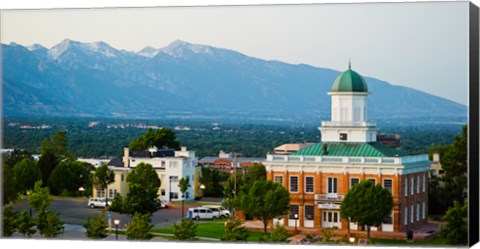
left=16, top=210, right=36, bottom=237
left=92, top=164, right=115, bottom=206
left=125, top=212, right=153, bottom=240
left=2, top=205, right=18, bottom=237
left=178, top=176, right=191, bottom=218
left=199, top=167, right=228, bottom=197
left=83, top=211, right=109, bottom=239
left=27, top=181, right=52, bottom=214
left=3, top=161, right=21, bottom=204
left=124, top=163, right=161, bottom=215
left=37, top=148, right=57, bottom=187
left=109, top=193, right=125, bottom=214
left=173, top=218, right=198, bottom=240
left=243, top=163, right=266, bottom=186
left=50, top=130, right=68, bottom=156
left=48, top=160, right=85, bottom=196
left=13, top=158, right=41, bottom=194
left=340, top=180, right=393, bottom=239
left=441, top=200, right=468, bottom=245
left=129, top=128, right=180, bottom=151
left=223, top=170, right=243, bottom=212
left=427, top=125, right=467, bottom=215
left=221, top=220, right=249, bottom=241
left=439, top=125, right=467, bottom=205
left=239, top=180, right=290, bottom=233
left=36, top=209, right=64, bottom=238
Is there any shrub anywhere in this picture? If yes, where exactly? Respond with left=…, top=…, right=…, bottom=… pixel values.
left=36, top=209, right=64, bottom=238
left=125, top=212, right=153, bottom=240
left=222, top=219, right=249, bottom=241
left=174, top=218, right=198, bottom=240
left=17, top=210, right=36, bottom=237
left=2, top=205, right=18, bottom=237
left=83, top=211, right=109, bottom=239
left=270, top=222, right=291, bottom=242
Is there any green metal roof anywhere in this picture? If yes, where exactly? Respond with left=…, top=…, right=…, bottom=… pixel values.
left=291, top=142, right=409, bottom=158
left=331, top=68, right=368, bottom=93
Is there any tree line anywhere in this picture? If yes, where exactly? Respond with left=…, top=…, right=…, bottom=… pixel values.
left=4, top=117, right=463, bottom=158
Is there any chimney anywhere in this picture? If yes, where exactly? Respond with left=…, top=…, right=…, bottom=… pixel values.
left=123, top=147, right=130, bottom=168
left=322, top=144, right=328, bottom=155
left=181, top=146, right=187, bottom=152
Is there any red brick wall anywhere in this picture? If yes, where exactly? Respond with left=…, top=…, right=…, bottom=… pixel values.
left=267, top=169, right=428, bottom=233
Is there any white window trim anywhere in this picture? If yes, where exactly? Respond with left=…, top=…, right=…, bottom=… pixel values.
left=350, top=177, right=360, bottom=189
left=290, top=176, right=299, bottom=193
left=305, top=176, right=314, bottom=193
left=274, top=175, right=284, bottom=185
left=327, top=177, right=338, bottom=194
left=383, top=178, right=393, bottom=193
left=417, top=176, right=420, bottom=194
left=405, top=177, right=408, bottom=197
left=422, top=175, right=426, bottom=192
left=411, top=205, right=414, bottom=224
left=411, top=177, right=414, bottom=195
left=422, top=202, right=426, bottom=219
left=417, top=204, right=420, bottom=221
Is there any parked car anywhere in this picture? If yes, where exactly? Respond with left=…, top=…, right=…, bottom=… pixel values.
left=156, top=199, right=171, bottom=209
left=187, top=207, right=217, bottom=220
left=88, top=198, right=111, bottom=208
left=204, top=205, right=230, bottom=218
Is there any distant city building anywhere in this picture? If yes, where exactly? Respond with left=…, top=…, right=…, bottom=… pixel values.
left=377, top=133, right=401, bottom=149
left=265, top=65, right=430, bottom=233
left=429, top=153, right=444, bottom=177
left=92, top=146, right=200, bottom=201
left=77, top=158, right=110, bottom=167
left=273, top=143, right=315, bottom=155
left=198, top=150, right=265, bottom=174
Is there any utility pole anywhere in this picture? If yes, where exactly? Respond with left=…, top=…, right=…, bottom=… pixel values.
left=234, top=152, right=237, bottom=200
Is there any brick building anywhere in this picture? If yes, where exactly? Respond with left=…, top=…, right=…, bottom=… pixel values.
left=264, top=65, right=430, bottom=233
left=199, top=150, right=265, bottom=174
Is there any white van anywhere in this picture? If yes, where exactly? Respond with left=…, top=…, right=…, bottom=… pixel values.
left=87, top=198, right=112, bottom=208
left=204, top=205, right=230, bottom=218
left=187, top=207, right=217, bottom=220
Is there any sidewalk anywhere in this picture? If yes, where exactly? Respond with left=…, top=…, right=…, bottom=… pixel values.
left=242, top=220, right=440, bottom=241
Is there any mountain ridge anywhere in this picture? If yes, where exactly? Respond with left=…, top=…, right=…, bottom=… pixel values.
left=1, top=39, right=467, bottom=122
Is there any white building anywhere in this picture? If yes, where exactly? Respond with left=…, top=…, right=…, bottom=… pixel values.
left=94, top=146, right=197, bottom=201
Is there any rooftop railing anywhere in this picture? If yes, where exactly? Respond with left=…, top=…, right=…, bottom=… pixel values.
left=267, top=154, right=429, bottom=165
left=321, top=121, right=376, bottom=127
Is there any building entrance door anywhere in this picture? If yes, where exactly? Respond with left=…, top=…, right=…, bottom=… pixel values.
left=322, top=211, right=341, bottom=228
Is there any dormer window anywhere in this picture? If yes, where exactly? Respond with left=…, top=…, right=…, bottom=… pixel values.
left=339, top=133, right=348, bottom=141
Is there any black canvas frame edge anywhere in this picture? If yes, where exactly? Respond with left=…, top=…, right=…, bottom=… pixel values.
left=469, top=1, right=480, bottom=247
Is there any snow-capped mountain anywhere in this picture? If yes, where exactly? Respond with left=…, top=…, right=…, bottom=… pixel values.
left=137, top=46, right=161, bottom=58
left=1, top=39, right=467, bottom=120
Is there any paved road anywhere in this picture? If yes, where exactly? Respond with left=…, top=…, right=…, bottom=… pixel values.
left=10, top=196, right=221, bottom=240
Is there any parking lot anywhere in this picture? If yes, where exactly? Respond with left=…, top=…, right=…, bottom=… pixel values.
left=12, top=196, right=221, bottom=231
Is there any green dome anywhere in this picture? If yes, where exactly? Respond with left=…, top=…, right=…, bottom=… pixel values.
left=331, top=68, right=368, bottom=92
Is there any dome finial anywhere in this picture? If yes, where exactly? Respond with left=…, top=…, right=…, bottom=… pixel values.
left=348, top=59, right=351, bottom=70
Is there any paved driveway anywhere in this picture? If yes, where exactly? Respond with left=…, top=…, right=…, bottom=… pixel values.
left=10, top=196, right=218, bottom=240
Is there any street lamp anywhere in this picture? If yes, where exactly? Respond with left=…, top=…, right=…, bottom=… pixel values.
left=294, top=214, right=298, bottom=234
left=349, top=237, right=355, bottom=244
left=114, top=219, right=120, bottom=240
left=169, top=176, right=172, bottom=202
left=199, top=184, right=205, bottom=197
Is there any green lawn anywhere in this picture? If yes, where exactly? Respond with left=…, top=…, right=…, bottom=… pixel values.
left=150, top=218, right=284, bottom=242
left=369, top=236, right=449, bottom=246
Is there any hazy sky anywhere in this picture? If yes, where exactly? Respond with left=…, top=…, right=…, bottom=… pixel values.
left=0, top=1, right=470, bottom=105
